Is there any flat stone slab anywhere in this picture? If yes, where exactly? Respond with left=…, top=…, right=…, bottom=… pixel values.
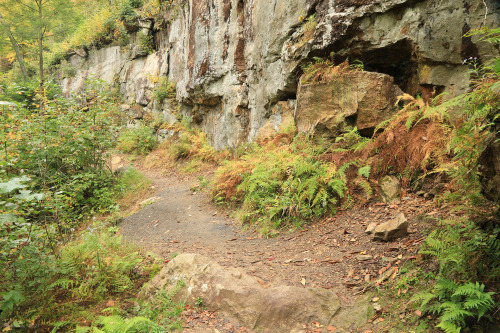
left=141, top=254, right=371, bottom=332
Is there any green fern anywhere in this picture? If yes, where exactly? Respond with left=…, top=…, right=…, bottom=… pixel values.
left=49, top=278, right=76, bottom=291
left=358, top=165, right=371, bottom=178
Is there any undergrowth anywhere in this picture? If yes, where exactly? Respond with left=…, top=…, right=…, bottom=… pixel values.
left=0, top=78, right=186, bottom=331
left=212, top=128, right=377, bottom=233
left=117, top=124, right=159, bottom=156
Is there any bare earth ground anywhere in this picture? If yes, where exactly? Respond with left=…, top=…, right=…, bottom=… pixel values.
left=118, top=159, right=448, bottom=332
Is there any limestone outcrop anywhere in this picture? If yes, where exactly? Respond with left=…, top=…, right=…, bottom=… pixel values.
left=59, top=0, right=500, bottom=149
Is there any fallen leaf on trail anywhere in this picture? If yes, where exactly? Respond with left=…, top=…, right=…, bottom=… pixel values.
left=226, top=238, right=238, bottom=242
left=327, top=326, right=337, bottom=332
left=300, top=278, right=306, bottom=285
left=390, top=267, right=399, bottom=279
left=415, top=310, right=422, bottom=317
left=322, top=259, right=342, bottom=264
left=164, top=259, right=170, bottom=263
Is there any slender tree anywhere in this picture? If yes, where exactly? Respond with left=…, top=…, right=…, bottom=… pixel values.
left=0, top=0, right=73, bottom=89
left=0, top=10, right=28, bottom=81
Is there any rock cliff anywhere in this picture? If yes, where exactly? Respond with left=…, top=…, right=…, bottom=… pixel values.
left=60, top=0, right=500, bottom=149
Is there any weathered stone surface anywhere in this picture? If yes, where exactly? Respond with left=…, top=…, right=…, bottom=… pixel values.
left=59, top=0, right=500, bottom=149
left=141, top=253, right=370, bottom=332
left=296, top=71, right=402, bottom=137
left=372, top=213, right=408, bottom=241
left=257, top=100, right=296, bottom=140
left=122, top=104, right=145, bottom=119
left=365, top=223, right=377, bottom=234
left=379, top=175, right=401, bottom=204
left=479, top=131, right=500, bottom=203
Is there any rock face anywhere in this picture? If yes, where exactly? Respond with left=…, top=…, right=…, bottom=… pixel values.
left=59, top=0, right=500, bottom=149
left=141, top=253, right=370, bottom=332
left=372, top=213, right=408, bottom=241
left=256, top=100, right=296, bottom=140
left=479, top=131, right=500, bottom=203
left=296, top=71, right=403, bottom=137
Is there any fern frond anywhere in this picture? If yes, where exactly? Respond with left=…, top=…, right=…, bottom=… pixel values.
left=435, top=320, right=461, bottom=333
left=49, top=278, right=76, bottom=290
left=439, top=301, right=472, bottom=325
left=358, top=165, right=370, bottom=178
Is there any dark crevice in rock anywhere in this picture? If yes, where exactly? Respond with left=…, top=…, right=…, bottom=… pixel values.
left=355, top=39, right=419, bottom=95
left=344, top=114, right=358, bottom=130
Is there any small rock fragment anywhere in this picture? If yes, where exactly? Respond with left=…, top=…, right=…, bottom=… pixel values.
left=139, top=196, right=162, bottom=208
left=356, top=255, right=373, bottom=261
left=372, top=213, right=408, bottom=241
left=373, top=303, right=382, bottom=311
left=365, top=223, right=377, bottom=234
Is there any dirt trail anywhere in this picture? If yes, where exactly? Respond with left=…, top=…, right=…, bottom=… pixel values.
left=120, top=165, right=436, bottom=332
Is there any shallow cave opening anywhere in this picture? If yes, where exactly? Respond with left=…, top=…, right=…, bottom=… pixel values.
left=356, top=39, right=418, bottom=95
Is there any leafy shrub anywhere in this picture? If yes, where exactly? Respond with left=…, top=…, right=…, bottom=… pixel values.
left=138, top=31, right=154, bottom=54
left=70, top=7, right=117, bottom=48
left=162, top=120, right=222, bottom=164
left=129, top=0, right=144, bottom=8
left=153, top=77, right=176, bottom=102
left=119, top=2, right=137, bottom=22
left=53, top=231, right=142, bottom=302
left=3, top=79, right=62, bottom=109
left=138, top=0, right=161, bottom=17
left=117, top=125, right=159, bottom=155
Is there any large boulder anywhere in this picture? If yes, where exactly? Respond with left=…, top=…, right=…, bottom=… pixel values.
left=295, top=70, right=403, bottom=137
left=141, top=253, right=370, bottom=332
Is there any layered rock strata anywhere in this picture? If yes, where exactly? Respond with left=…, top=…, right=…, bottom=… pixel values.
left=60, top=0, right=500, bottom=149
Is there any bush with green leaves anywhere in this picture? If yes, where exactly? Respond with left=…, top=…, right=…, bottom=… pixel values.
left=119, top=1, right=137, bottom=22
left=153, top=77, right=176, bottom=102
left=138, top=31, right=154, bottom=54
left=0, top=78, right=141, bottom=330
left=117, top=125, right=159, bottom=155
left=0, top=160, right=162, bottom=331
left=129, top=0, right=144, bottom=8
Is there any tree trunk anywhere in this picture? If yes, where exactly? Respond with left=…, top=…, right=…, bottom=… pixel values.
left=0, top=10, right=28, bottom=81
left=37, top=0, right=44, bottom=112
